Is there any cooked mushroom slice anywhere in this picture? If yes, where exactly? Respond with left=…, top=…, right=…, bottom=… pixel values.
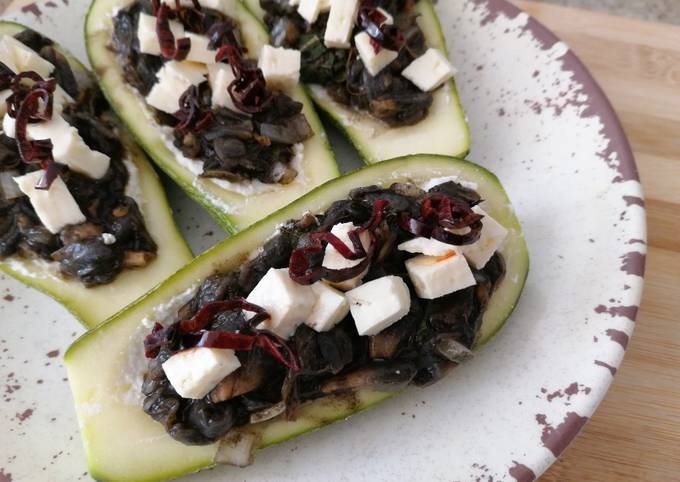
left=319, top=361, right=417, bottom=396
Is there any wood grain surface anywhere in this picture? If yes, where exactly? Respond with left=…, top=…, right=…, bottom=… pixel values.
left=2, top=0, right=679, bottom=480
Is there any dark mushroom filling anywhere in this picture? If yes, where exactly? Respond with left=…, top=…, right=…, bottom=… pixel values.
left=0, top=29, right=157, bottom=287
left=141, top=180, right=505, bottom=446
left=260, top=0, right=435, bottom=127
left=111, top=1, right=314, bottom=185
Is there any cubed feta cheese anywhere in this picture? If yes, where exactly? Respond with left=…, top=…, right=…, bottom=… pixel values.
left=398, top=237, right=456, bottom=257
left=346, top=276, right=411, bottom=336
left=0, top=35, right=54, bottom=78
left=289, top=0, right=300, bottom=5
left=402, top=48, right=457, bottom=92
left=185, top=33, right=217, bottom=64
left=137, top=13, right=185, bottom=57
left=160, top=0, right=235, bottom=13
left=0, top=89, right=11, bottom=118
left=405, top=249, right=475, bottom=300
left=461, top=207, right=508, bottom=269
left=246, top=268, right=316, bottom=339
left=146, top=61, right=207, bottom=114
left=322, top=222, right=371, bottom=290
left=297, top=0, right=323, bottom=24
left=258, top=45, right=301, bottom=88
left=13, top=171, right=86, bottom=234
left=324, top=0, right=360, bottom=49
left=162, top=347, right=241, bottom=399
left=306, top=282, right=349, bottom=332
left=4, top=114, right=110, bottom=179
left=354, top=31, right=398, bottom=76
left=207, top=63, right=237, bottom=111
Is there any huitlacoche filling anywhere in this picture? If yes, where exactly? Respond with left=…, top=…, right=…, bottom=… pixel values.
left=141, top=180, right=507, bottom=450
left=260, top=0, right=456, bottom=127
left=0, top=29, right=157, bottom=287
left=111, top=0, right=315, bottom=186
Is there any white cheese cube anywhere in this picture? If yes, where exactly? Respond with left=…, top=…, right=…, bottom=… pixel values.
left=346, top=276, right=411, bottom=336
left=13, top=171, right=86, bottom=234
left=2, top=112, right=15, bottom=137
left=137, top=13, right=185, bottom=57
left=160, top=0, right=235, bottom=13
left=27, top=115, right=110, bottom=179
left=0, top=89, right=11, bottom=118
left=247, top=268, right=316, bottom=339
left=297, top=0, right=323, bottom=24
left=258, top=45, right=301, bottom=89
left=405, top=249, right=475, bottom=300
left=322, top=222, right=371, bottom=291
left=324, top=0, right=360, bottom=49
left=461, top=207, right=508, bottom=269
left=398, top=237, right=456, bottom=257
left=162, top=347, right=241, bottom=399
left=306, top=282, right=349, bottom=332
left=4, top=114, right=110, bottom=179
left=207, top=63, right=237, bottom=111
left=146, top=61, right=207, bottom=114
left=289, top=0, right=300, bottom=5
left=185, top=33, right=217, bottom=64
left=354, top=31, right=398, bottom=76
left=402, top=48, right=457, bottom=92
left=0, top=35, right=54, bottom=78
left=376, top=7, right=394, bottom=25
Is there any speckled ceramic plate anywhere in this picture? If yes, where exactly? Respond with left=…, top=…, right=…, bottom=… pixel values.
left=0, top=1, right=646, bottom=481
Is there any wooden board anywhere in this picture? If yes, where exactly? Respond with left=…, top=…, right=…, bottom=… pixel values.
left=2, top=0, right=679, bottom=480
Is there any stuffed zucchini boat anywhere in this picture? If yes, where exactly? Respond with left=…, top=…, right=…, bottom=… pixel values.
left=86, top=0, right=340, bottom=233
left=245, top=0, right=470, bottom=164
left=66, top=155, right=528, bottom=482
left=0, top=22, right=191, bottom=328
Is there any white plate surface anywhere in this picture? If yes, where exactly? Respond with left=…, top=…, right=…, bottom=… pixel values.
left=0, top=1, right=645, bottom=481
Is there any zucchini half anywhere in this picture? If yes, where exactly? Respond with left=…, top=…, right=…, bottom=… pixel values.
left=0, top=22, right=192, bottom=329
left=66, top=155, right=528, bottom=482
left=85, top=0, right=340, bottom=233
left=244, top=0, right=471, bottom=164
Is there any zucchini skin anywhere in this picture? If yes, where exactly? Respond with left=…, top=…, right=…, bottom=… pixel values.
left=0, top=21, right=193, bottom=329
left=66, top=155, right=528, bottom=482
left=85, top=0, right=340, bottom=234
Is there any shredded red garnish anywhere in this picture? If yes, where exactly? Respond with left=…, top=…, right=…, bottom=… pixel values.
left=288, top=199, right=390, bottom=285
left=154, top=3, right=192, bottom=60
left=215, top=44, right=271, bottom=113
left=359, top=3, right=405, bottom=54
left=173, top=85, right=214, bottom=134
left=399, top=194, right=484, bottom=245
left=9, top=72, right=60, bottom=190
left=144, top=298, right=301, bottom=372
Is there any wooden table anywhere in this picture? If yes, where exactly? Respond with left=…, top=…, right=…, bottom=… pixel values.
left=2, top=0, right=679, bottom=480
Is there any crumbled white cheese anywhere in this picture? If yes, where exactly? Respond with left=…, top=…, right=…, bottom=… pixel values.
left=258, top=45, right=301, bottom=88
left=146, top=61, right=207, bottom=114
left=324, top=0, right=360, bottom=49
left=163, top=347, right=241, bottom=399
left=405, top=249, right=476, bottom=300
left=101, top=233, right=117, bottom=245
left=402, top=48, right=457, bottom=92
left=346, top=276, right=411, bottom=336
left=246, top=268, right=316, bottom=339
left=354, top=31, right=398, bottom=76
left=461, top=207, right=509, bottom=269
left=13, top=171, right=86, bottom=234
left=306, top=282, right=349, bottom=332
